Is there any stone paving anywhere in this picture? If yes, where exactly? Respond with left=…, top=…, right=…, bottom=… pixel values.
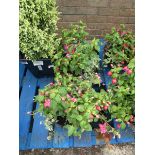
left=20, top=144, right=135, bottom=155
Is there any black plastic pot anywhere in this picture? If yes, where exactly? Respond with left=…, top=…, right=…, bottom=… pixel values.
left=56, top=110, right=114, bottom=130
left=19, top=52, right=54, bottom=78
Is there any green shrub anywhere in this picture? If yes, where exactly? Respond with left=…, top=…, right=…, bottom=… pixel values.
left=103, top=24, right=135, bottom=66
left=103, top=25, right=135, bottom=129
left=19, top=0, right=60, bottom=60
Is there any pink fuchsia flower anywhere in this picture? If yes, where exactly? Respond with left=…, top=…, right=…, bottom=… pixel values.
left=121, top=61, right=125, bottom=64
left=117, top=124, right=121, bottom=129
left=107, top=71, right=112, bottom=76
left=64, top=44, right=68, bottom=50
left=112, top=78, right=117, bottom=84
left=67, top=94, right=71, bottom=98
left=127, top=69, right=132, bottom=75
left=123, top=66, right=129, bottom=71
left=99, top=123, right=107, bottom=134
left=50, top=82, right=54, bottom=86
left=71, top=97, right=77, bottom=102
left=44, top=99, right=51, bottom=108
left=123, top=43, right=128, bottom=48
left=103, top=106, right=108, bottom=110
left=89, top=114, right=94, bottom=119
left=96, top=105, right=101, bottom=111
left=130, top=115, right=134, bottom=122
left=66, top=54, right=71, bottom=58
left=120, top=31, right=127, bottom=37
left=72, top=48, right=76, bottom=54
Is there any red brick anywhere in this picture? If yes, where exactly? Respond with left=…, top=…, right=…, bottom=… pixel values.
left=57, top=22, right=74, bottom=29
left=128, top=17, right=135, bottom=24
left=110, top=0, right=133, bottom=9
left=87, top=23, right=114, bottom=30
left=56, top=0, right=63, bottom=6
left=61, top=15, right=86, bottom=22
left=107, top=16, right=129, bottom=23
left=125, top=24, right=135, bottom=32
left=86, top=0, right=108, bottom=7
left=61, top=0, right=87, bottom=6
left=119, top=9, right=135, bottom=17
left=60, top=7, right=98, bottom=15
left=132, top=0, right=135, bottom=9
left=86, top=29, right=103, bottom=36
left=98, top=8, right=120, bottom=16
left=86, top=15, right=107, bottom=23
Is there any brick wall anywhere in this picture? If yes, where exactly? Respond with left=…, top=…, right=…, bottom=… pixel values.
left=56, top=0, right=135, bottom=39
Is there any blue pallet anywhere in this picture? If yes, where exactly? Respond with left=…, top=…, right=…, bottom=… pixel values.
left=114, top=121, right=135, bottom=143
left=19, top=63, right=118, bottom=150
left=19, top=39, right=134, bottom=150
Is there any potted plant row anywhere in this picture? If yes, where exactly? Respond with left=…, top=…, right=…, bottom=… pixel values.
left=26, top=17, right=135, bottom=145
left=19, top=0, right=60, bottom=77
left=102, top=25, right=135, bottom=133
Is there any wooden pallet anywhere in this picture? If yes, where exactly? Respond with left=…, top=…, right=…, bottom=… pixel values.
left=19, top=39, right=134, bottom=150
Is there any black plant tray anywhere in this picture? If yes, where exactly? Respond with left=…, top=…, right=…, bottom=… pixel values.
left=19, top=53, right=54, bottom=78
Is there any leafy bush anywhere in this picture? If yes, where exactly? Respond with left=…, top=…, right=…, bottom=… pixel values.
left=31, top=24, right=134, bottom=141
left=61, top=21, right=89, bottom=45
left=32, top=22, right=120, bottom=140
left=19, top=0, right=60, bottom=60
left=103, top=24, right=135, bottom=67
left=103, top=25, right=135, bottom=129
left=52, top=22, right=100, bottom=80
left=35, top=75, right=119, bottom=139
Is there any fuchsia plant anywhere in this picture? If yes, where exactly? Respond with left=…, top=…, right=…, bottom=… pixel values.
left=33, top=24, right=134, bottom=142
left=103, top=25, right=135, bottom=130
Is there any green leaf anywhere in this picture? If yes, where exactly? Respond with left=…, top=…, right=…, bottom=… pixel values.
left=78, top=105, right=85, bottom=112
left=124, top=115, right=130, bottom=122
left=120, top=122, right=126, bottom=129
left=85, top=124, right=92, bottom=131
left=80, top=121, right=86, bottom=128
left=50, top=93, right=56, bottom=99
left=51, top=100, right=57, bottom=111
left=59, top=87, right=67, bottom=95
left=35, top=95, right=44, bottom=103
left=93, top=118, right=98, bottom=122
left=76, top=115, right=83, bottom=121
left=63, top=67, right=67, bottom=74
left=54, top=95, right=61, bottom=102
left=68, top=125, right=75, bottom=136
left=111, top=105, right=117, bottom=112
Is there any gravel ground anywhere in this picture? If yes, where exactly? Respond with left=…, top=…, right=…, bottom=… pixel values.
left=19, top=144, right=135, bottom=155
